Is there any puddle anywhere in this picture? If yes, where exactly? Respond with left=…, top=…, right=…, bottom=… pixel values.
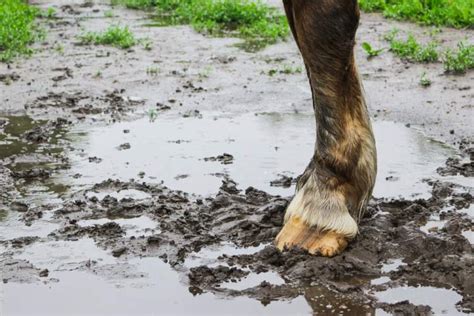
left=374, top=286, right=467, bottom=315
left=461, top=230, right=474, bottom=244
left=303, top=285, right=375, bottom=315
left=62, top=112, right=458, bottom=198
left=1, top=112, right=471, bottom=315
left=0, top=115, right=69, bottom=205
left=1, top=257, right=312, bottom=316
left=0, top=211, right=59, bottom=240
left=0, top=116, right=44, bottom=160
left=14, top=238, right=116, bottom=271
left=184, top=242, right=286, bottom=294
left=381, top=259, right=406, bottom=273
left=184, top=242, right=267, bottom=268
left=78, top=215, right=158, bottom=237
left=420, top=215, right=447, bottom=234
left=184, top=242, right=284, bottom=291
left=459, top=204, right=474, bottom=217
left=222, top=271, right=285, bottom=291
left=85, top=189, right=151, bottom=201
left=371, top=276, right=391, bottom=286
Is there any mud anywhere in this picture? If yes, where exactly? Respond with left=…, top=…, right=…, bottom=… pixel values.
left=1, top=161, right=473, bottom=314
left=0, top=0, right=473, bottom=315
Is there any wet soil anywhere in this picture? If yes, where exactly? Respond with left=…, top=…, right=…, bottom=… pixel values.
left=1, top=0, right=473, bottom=315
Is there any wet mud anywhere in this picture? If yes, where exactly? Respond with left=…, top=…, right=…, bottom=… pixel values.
left=1, top=0, right=473, bottom=315
left=1, top=166, right=473, bottom=314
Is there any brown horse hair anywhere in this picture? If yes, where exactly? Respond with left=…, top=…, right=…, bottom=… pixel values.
left=276, top=0, right=377, bottom=248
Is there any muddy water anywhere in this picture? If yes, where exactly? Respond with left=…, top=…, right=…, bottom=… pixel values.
left=1, top=111, right=472, bottom=315
left=0, top=0, right=472, bottom=313
left=3, top=258, right=311, bottom=316
left=61, top=112, right=456, bottom=198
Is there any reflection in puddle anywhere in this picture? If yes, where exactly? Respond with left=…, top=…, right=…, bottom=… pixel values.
left=0, top=116, right=43, bottom=160
left=2, top=257, right=312, bottom=315
left=459, top=204, right=474, bottom=217
left=14, top=238, right=116, bottom=271
left=0, top=211, right=59, bottom=240
left=461, top=230, right=474, bottom=244
left=63, top=112, right=458, bottom=198
left=0, top=115, right=69, bottom=206
left=381, top=259, right=406, bottom=273
left=420, top=215, right=447, bottom=234
left=85, top=189, right=151, bottom=201
left=374, top=286, right=466, bottom=315
left=185, top=242, right=267, bottom=268
left=371, top=276, right=391, bottom=286
left=222, top=271, right=285, bottom=291
left=304, top=286, right=374, bottom=315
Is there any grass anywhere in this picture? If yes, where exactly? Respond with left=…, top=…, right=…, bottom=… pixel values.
left=79, top=25, right=136, bottom=49
left=385, top=29, right=473, bottom=73
left=358, top=0, right=473, bottom=28
left=419, top=72, right=432, bottom=86
left=146, top=66, right=160, bottom=75
left=386, top=31, right=439, bottom=62
left=0, top=0, right=41, bottom=62
left=104, top=10, right=115, bottom=18
left=362, top=42, right=384, bottom=57
left=198, top=66, right=213, bottom=79
left=54, top=43, right=65, bottom=54
left=94, top=70, right=102, bottom=78
left=111, top=0, right=157, bottom=9
left=148, top=108, right=158, bottom=122
left=443, top=42, right=474, bottom=74
left=157, top=0, right=288, bottom=43
left=113, top=0, right=289, bottom=50
left=38, top=7, right=56, bottom=19
left=268, top=65, right=302, bottom=76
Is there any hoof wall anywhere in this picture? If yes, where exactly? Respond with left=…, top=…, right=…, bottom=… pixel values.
left=275, top=217, right=348, bottom=257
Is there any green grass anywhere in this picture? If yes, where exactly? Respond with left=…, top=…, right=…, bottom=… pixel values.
left=385, top=29, right=473, bottom=73
left=0, top=0, right=41, bottom=62
left=79, top=25, right=136, bottom=49
left=362, top=42, right=384, bottom=57
left=419, top=72, right=432, bottom=86
left=268, top=65, right=302, bottom=76
left=113, top=0, right=289, bottom=50
left=358, top=0, right=473, bottom=28
left=387, top=31, right=439, bottom=62
left=38, top=7, right=57, bottom=19
left=104, top=10, right=115, bottom=18
left=156, top=0, right=288, bottom=43
left=111, top=0, right=157, bottom=9
left=443, top=42, right=474, bottom=74
left=146, top=66, right=160, bottom=75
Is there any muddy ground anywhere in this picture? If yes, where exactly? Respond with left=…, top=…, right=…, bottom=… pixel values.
left=0, top=0, right=473, bottom=315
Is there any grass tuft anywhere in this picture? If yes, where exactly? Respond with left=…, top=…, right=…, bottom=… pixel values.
left=111, top=0, right=157, bottom=9
left=358, top=0, right=473, bottom=28
left=0, top=0, right=41, bottom=62
left=387, top=32, right=439, bottom=62
left=267, top=65, right=302, bottom=76
left=443, top=42, right=474, bottom=74
left=362, top=42, right=384, bottom=57
left=419, top=72, right=432, bottom=86
left=79, top=25, right=136, bottom=49
left=113, top=0, right=289, bottom=50
left=156, top=0, right=288, bottom=44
